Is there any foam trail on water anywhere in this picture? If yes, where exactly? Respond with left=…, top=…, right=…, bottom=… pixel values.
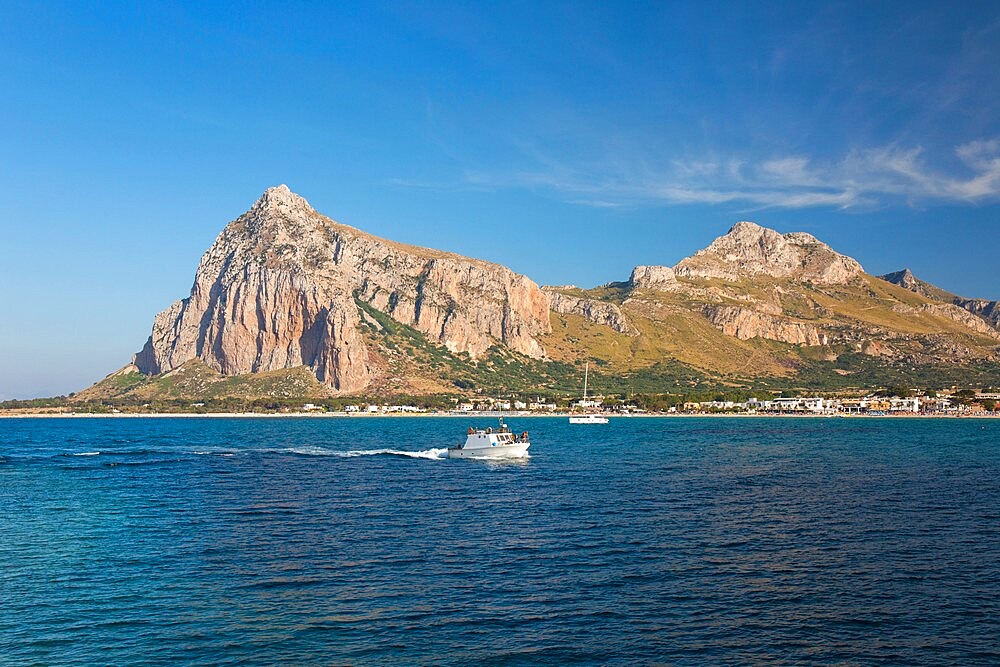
left=284, top=446, right=449, bottom=460
left=191, top=447, right=239, bottom=456
left=73, top=451, right=101, bottom=456
left=340, top=447, right=449, bottom=460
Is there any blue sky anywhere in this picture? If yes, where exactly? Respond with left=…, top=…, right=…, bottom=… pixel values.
left=2, top=1, right=999, bottom=398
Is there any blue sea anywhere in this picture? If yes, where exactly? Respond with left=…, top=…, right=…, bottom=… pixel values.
left=2, top=416, right=999, bottom=666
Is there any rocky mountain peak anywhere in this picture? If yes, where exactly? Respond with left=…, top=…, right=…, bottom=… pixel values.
left=673, top=221, right=864, bottom=285
left=240, top=185, right=317, bottom=237
left=726, top=220, right=769, bottom=237
left=879, top=268, right=953, bottom=300
left=133, top=187, right=552, bottom=393
left=881, top=268, right=918, bottom=288
left=252, top=184, right=311, bottom=213
left=709, top=221, right=826, bottom=256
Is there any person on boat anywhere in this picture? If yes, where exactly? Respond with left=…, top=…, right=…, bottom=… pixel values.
left=467, top=426, right=474, bottom=435
left=521, top=431, right=529, bottom=442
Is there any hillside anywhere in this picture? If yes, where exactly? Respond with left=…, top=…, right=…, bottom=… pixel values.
left=544, top=223, right=998, bottom=375
left=78, top=191, right=1000, bottom=403
left=880, top=269, right=1000, bottom=330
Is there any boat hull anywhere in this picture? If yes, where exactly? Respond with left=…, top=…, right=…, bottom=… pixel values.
left=569, top=416, right=609, bottom=424
left=448, top=442, right=530, bottom=459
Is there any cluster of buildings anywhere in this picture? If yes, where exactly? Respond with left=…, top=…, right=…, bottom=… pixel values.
left=307, top=392, right=998, bottom=417
left=681, top=393, right=997, bottom=415
left=452, top=398, right=559, bottom=413
left=341, top=404, right=427, bottom=414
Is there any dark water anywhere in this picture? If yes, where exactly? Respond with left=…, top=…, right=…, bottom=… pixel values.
left=2, top=417, right=999, bottom=666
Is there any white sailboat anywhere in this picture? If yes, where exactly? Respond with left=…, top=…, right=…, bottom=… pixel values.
left=569, top=361, right=609, bottom=424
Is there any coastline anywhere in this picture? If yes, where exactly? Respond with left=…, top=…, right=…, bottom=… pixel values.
left=1, top=411, right=996, bottom=419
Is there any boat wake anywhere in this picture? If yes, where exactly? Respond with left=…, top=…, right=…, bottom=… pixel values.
left=283, top=446, right=449, bottom=460
left=18, top=446, right=450, bottom=463
left=191, top=448, right=239, bottom=456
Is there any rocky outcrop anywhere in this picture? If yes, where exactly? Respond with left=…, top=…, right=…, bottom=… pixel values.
left=675, top=221, right=864, bottom=285
left=545, top=289, right=634, bottom=334
left=857, top=339, right=895, bottom=357
left=629, top=265, right=678, bottom=290
left=879, top=268, right=956, bottom=301
left=881, top=268, right=926, bottom=294
left=955, top=298, right=1000, bottom=329
left=702, top=305, right=829, bottom=346
left=134, top=185, right=551, bottom=391
left=880, top=268, right=1000, bottom=331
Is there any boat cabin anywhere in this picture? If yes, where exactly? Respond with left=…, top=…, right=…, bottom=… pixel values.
left=465, top=423, right=529, bottom=444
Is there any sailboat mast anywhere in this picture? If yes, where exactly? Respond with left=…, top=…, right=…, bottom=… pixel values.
left=583, top=361, right=589, bottom=400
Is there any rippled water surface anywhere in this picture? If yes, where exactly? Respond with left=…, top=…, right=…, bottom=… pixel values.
left=2, top=416, right=999, bottom=665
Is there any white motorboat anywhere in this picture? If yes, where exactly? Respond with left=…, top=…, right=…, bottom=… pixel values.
left=448, top=418, right=530, bottom=459
left=569, top=361, right=609, bottom=425
left=569, top=413, right=609, bottom=424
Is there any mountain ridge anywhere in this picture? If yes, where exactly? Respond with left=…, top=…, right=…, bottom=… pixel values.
left=81, top=186, right=1000, bottom=400
left=879, top=268, right=1000, bottom=330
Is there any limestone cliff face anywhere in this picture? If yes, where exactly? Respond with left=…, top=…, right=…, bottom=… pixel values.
left=544, top=289, right=634, bottom=334
left=675, top=221, right=864, bottom=285
left=955, top=298, right=1000, bottom=329
left=629, top=265, right=678, bottom=290
left=134, top=186, right=550, bottom=391
left=702, top=305, right=829, bottom=346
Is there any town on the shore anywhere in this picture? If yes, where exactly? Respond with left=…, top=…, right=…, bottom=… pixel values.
left=307, top=389, right=1000, bottom=417
left=4, top=387, right=999, bottom=417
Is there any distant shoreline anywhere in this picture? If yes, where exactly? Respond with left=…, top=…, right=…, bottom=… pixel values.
left=0, top=411, right=996, bottom=420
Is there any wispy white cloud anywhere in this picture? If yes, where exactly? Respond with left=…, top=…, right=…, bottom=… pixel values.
left=566, top=199, right=625, bottom=209
left=758, top=157, right=819, bottom=187
left=449, top=138, right=1000, bottom=210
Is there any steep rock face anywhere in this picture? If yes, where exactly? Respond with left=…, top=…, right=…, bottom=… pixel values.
left=675, top=221, right=864, bottom=285
left=955, top=298, right=1000, bottom=329
left=880, top=268, right=924, bottom=293
left=544, top=289, right=634, bottom=334
left=134, top=186, right=551, bottom=391
left=629, top=265, right=678, bottom=290
left=702, top=305, right=829, bottom=346
left=352, top=253, right=550, bottom=359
